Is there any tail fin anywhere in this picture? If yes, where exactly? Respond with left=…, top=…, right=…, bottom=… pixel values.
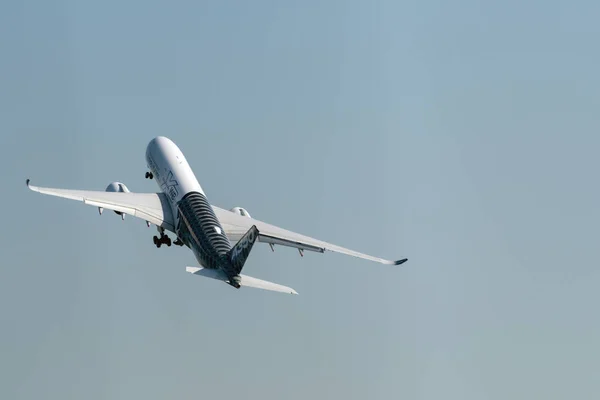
left=228, top=225, right=259, bottom=274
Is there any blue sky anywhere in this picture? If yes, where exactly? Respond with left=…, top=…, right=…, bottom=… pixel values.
left=1, top=1, right=599, bottom=399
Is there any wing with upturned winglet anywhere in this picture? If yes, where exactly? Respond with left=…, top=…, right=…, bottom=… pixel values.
left=212, top=206, right=407, bottom=266
left=26, top=179, right=408, bottom=266
left=26, top=179, right=175, bottom=232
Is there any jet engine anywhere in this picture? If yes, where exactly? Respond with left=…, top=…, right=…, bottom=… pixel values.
left=106, top=182, right=130, bottom=193
left=230, top=207, right=251, bottom=218
left=101, top=182, right=130, bottom=219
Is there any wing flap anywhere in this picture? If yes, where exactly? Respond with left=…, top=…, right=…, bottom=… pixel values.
left=258, top=234, right=325, bottom=253
left=84, top=199, right=137, bottom=215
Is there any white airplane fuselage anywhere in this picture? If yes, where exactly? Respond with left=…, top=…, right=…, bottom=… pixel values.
left=145, top=136, right=241, bottom=285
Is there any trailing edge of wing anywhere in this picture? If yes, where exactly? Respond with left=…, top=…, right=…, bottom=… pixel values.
left=26, top=178, right=175, bottom=232
left=258, top=234, right=325, bottom=253
left=186, top=266, right=298, bottom=295
left=257, top=233, right=407, bottom=265
left=213, top=206, right=407, bottom=266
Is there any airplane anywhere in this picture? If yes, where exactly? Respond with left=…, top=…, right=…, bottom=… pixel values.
left=26, top=136, right=407, bottom=295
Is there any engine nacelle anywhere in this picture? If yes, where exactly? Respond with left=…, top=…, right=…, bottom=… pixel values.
left=106, top=182, right=130, bottom=193
left=230, top=207, right=251, bottom=218
left=104, top=182, right=130, bottom=218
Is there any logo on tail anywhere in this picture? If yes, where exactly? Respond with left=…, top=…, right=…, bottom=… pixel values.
left=228, top=225, right=259, bottom=275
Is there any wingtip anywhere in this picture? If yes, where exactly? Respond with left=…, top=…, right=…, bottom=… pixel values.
left=394, top=258, right=408, bottom=266
left=26, top=178, right=30, bottom=188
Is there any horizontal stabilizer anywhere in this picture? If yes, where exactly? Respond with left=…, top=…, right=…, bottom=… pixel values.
left=186, top=267, right=298, bottom=295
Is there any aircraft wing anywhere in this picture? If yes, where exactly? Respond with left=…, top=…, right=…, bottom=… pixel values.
left=212, top=206, right=407, bottom=266
left=26, top=179, right=175, bottom=232
left=26, top=179, right=407, bottom=265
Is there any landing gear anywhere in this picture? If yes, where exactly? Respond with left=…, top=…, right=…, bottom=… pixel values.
left=152, top=227, right=183, bottom=248
left=153, top=234, right=171, bottom=248
left=153, top=227, right=171, bottom=248
left=145, top=171, right=154, bottom=179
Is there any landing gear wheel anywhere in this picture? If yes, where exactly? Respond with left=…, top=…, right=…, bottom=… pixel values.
left=145, top=171, right=154, bottom=179
left=153, top=228, right=173, bottom=248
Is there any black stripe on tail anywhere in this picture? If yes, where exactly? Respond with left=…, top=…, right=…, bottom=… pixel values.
left=228, top=225, right=259, bottom=275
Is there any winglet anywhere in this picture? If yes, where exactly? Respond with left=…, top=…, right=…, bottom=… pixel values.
left=26, top=178, right=31, bottom=188
left=394, top=258, right=408, bottom=266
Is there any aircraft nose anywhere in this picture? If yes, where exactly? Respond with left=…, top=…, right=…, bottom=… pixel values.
left=147, top=136, right=174, bottom=157
left=149, top=136, right=172, bottom=149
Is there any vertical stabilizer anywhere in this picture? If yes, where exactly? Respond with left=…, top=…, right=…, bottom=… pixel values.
left=228, top=225, right=259, bottom=274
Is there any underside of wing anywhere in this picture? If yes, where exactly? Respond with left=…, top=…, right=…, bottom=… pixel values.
left=213, top=206, right=407, bottom=266
left=26, top=179, right=175, bottom=232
